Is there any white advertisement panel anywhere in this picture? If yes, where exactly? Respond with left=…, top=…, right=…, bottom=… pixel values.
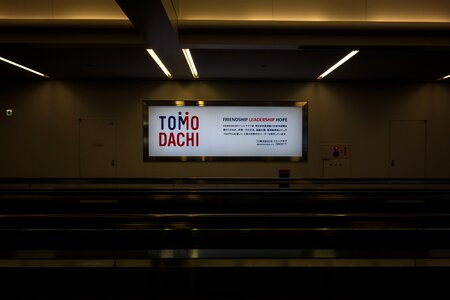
left=144, top=101, right=307, bottom=160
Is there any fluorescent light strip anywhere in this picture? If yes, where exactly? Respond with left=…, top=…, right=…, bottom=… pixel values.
left=317, top=50, right=359, bottom=80
left=439, top=74, right=450, bottom=80
left=0, top=56, right=49, bottom=78
left=146, top=49, right=172, bottom=78
left=182, top=48, right=199, bottom=78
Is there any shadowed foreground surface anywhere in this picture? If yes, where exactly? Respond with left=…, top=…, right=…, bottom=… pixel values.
left=1, top=267, right=449, bottom=300
left=1, top=178, right=449, bottom=299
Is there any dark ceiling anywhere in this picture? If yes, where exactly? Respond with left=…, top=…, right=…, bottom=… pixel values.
left=0, top=0, right=449, bottom=82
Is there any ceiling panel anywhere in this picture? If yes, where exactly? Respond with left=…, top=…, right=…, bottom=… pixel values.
left=328, top=49, right=450, bottom=81
left=366, top=0, right=450, bottom=22
left=178, top=0, right=273, bottom=21
left=0, top=0, right=128, bottom=20
left=192, top=49, right=350, bottom=80
left=1, top=47, right=449, bottom=81
left=273, top=0, right=366, bottom=22
left=53, top=0, right=128, bottom=20
left=0, top=46, right=166, bottom=79
left=0, top=56, right=38, bottom=79
left=0, top=0, right=448, bottom=82
left=177, top=0, right=450, bottom=22
left=0, top=0, right=53, bottom=19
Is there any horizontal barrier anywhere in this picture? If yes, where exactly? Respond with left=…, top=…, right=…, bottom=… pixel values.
left=0, top=178, right=450, bottom=268
left=1, top=258, right=450, bottom=268
left=0, top=177, right=450, bottom=190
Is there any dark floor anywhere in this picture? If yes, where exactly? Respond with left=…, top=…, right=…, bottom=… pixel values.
left=1, top=179, right=450, bottom=299
left=1, top=267, right=449, bottom=300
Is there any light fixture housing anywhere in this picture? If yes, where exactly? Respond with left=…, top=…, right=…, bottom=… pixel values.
left=0, top=56, right=49, bottom=78
left=146, top=49, right=172, bottom=78
left=317, top=50, right=359, bottom=80
left=182, top=48, right=199, bottom=78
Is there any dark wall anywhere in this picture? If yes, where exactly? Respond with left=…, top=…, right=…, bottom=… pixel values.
left=0, top=80, right=449, bottom=178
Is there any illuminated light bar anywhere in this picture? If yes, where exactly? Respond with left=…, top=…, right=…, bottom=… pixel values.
left=317, top=50, right=359, bottom=80
left=0, top=56, right=49, bottom=78
left=182, top=48, right=199, bottom=78
left=146, top=49, right=172, bottom=78
left=438, top=74, right=450, bottom=80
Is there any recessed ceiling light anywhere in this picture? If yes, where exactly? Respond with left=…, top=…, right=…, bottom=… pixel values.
left=317, top=50, right=359, bottom=80
left=438, top=74, right=450, bottom=80
left=146, top=49, right=172, bottom=78
left=0, top=55, right=49, bottom=78
left=182, top=49, right=199, bottom=78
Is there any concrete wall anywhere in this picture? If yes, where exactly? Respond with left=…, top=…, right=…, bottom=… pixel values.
left=0, top=80, right=449, bottom=178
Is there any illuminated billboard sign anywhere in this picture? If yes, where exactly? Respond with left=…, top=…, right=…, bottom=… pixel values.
left=143, top=101, right=308, bottom=161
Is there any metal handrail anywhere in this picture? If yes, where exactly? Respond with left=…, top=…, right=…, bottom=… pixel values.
left=1, top=177, right=449, bottom=185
